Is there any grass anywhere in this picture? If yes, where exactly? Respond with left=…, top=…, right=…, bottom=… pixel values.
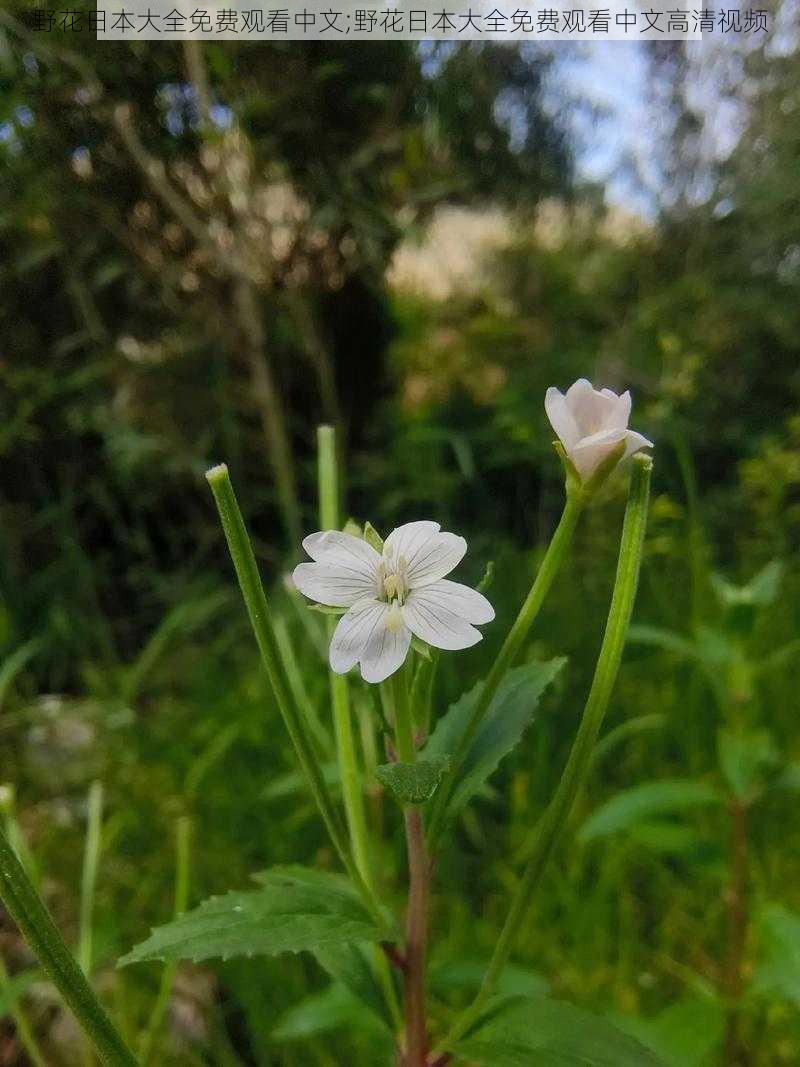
left=0, top=473, right=798, bottom=1065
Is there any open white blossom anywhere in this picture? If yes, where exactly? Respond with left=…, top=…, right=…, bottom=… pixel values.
left=292, top=522, right=494, bottom=684
left=545, top=378, right=653, bottom=482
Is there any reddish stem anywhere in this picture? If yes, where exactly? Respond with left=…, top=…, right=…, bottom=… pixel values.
left=403, top=807, right=430, bottom=1066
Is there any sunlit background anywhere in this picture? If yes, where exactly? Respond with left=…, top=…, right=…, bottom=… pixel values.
left=1, top=5, right=800, bottom=1064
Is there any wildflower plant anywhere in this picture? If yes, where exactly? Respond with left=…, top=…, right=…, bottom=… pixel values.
left=0, top=383, right=656, bottom=1066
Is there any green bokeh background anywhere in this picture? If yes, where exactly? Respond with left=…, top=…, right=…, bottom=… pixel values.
left=1, top=11, right=799, bottom=1065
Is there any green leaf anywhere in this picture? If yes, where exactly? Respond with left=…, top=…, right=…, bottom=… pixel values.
left=425, top=659, right=565, bottom=823
left=313, top=942, right=392, bottom=1030
left=750, top=904, right=800, bottom=1004
left=272, top=982, right=387, bottom=1042
left=431, top=959, right=549, bottom=1001
left=308, top=603, right=348, bottom=616
left=616, top=997, right=724, bottom=1067
left=119, top=866, right=381, bottom=967
left=717, top=728, right=778, bottom=799
left=411, top=636, right=433, bottom=660
left=375, top=756, right=449, bottom=804
left=626, top=821, right=702, bottom=855
left=454, top=997, right=666, bottom=1066
left=579, top=780, right=722, bottom=843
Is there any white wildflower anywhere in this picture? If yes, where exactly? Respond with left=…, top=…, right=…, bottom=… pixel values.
left=545, top=378, right=652, bottom=482
left=292, top=522, right=494, bottom=684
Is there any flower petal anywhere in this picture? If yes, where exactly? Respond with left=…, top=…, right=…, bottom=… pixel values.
left=570, top=427, right=627, bottom=480
left=383, top=521, right=441, bottom=567
left=302, top=530, right=381, bottom=574
left=359, top=610, right=412, bottom=684
left=566, top=379, right=618, bottom=437
left=610, top=390, right=632, bottom=430
left=622, top=429, right=654, bottom=460
left=403, top=532, right=467, bottom=588
left=420, top=579, right=495, bottom=624
left=402, top=587, right=483, bottom=651
left=545, top=387, right=581, bottom=449
left=329, top=597, right=390, bottom=674
left=292, top=562, right=376, bottom=607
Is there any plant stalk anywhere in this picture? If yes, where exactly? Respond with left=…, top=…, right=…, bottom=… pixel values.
left=427, top=491, right=585, bottom=846
left=0, top=824, right=137, bottom=1066
left=316, top=427, right=404, bottom=1032
left=387, top=664, right=430, bottom=1065
left=317, top=426, right=373, bottom=882
left=403, top=807, right=429, bottom=1067
left=206, top=464, right=388, bottom=933
left=433, top=455, right=652, bottom=1056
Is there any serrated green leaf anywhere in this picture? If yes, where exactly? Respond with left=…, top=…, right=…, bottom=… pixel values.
left=455, top=997, right=666, bottom=1066
left=119, top=866, right=381, bottom=967
left=750, top=904, right=800, bottom=1004
left=580, top=780, right=722, bottom=843
left=425, top=659, right=565, bottom=823
left=376, top=756, right=449, bottom=804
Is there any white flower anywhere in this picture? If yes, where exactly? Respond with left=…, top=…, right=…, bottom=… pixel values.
left=545, top=378, right=653, bottom=482
left=292, top=522, right=494, bottom=684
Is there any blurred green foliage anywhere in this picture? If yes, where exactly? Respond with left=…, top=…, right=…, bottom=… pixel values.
left=0, top=13, right=799, bottom=1067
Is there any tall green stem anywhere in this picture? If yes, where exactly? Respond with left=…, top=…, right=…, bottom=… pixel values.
left=434, top=455, right=652, bottom=1056
left=316, top=428, right=403, bottom=1031
left=317, top=426, right=373, bottom=882
left=427, top=492, right=585, bottom=846
left=206, top=464, right=388, bottom=933
left=0, top=824, right=137, bottom=1066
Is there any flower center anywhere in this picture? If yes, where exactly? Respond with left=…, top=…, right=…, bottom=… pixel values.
left=379, top=554, right=409, bottom=604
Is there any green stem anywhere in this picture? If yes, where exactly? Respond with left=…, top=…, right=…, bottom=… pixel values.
left=392, top=665, right=416, bottom=765
left=79, top=781, right=104, bottom=977
left=317, top=426, right=373, bottom=882
left=0, top=824, right=138, bottom=1066
left=316, top=427, right=403, bottom=1033
left=427, top=492, right=585, bottom=846
left=433, top=454, right=652, bottom=1056
left=206, top=464, right=389, bottom=933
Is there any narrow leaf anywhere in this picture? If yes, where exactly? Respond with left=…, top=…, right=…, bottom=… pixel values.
left=313, top=942, right=392, bottom=1030
left=455, top=997, right=666, bottom=1066
left=580, top=780, right=722, bottom=843
left=425, top=659, right=565, bottom=823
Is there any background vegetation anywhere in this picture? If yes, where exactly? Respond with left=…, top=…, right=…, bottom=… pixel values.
left=1, top=9, right=799, bottom=1065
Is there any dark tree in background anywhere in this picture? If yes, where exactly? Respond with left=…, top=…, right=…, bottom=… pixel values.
left=0, top=17, right=570, bottom=678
